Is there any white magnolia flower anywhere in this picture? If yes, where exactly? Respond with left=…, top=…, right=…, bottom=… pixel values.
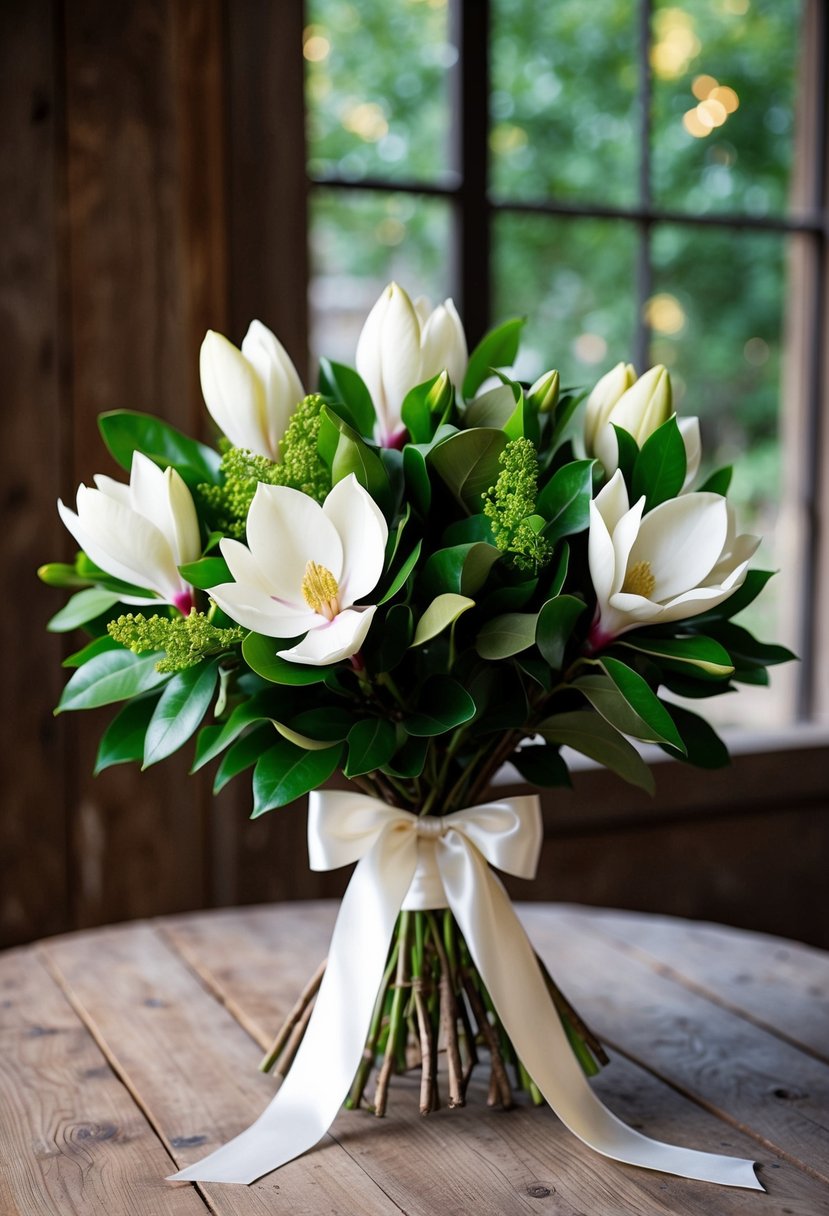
left=200, top=320, right=305, bottom=460
left=356, top=282, right=468, bottom=447
left=58, top=452, right=201, bottom=613
left=587, top=469, right=759, bottom=649
left=209, top=474, right=388, bottom=666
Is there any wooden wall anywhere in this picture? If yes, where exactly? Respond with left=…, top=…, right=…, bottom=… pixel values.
left=2, top=1, right=827, bottom=951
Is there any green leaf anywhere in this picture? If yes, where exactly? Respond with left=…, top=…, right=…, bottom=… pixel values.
left=73, top=555, right=155, bottom=600
left=464, top=384, right=519, bottom=430
left=214, top=724, right=274, bottom=793
left=368, top=603, right=414, bottom=673
left=345, top=718, right=398, bottom=777
left=547, top=542, right=570, bottom=598
left=402, top=444, right=432, bottom=516
left=611, top=425, right=639, bottom=485
left=252, top=741, right=342, bottom=816
left=420, top=541, right=501, bottom=597
left=192, top=691, right=279, bottom=770
left=405, top=676, right=476, bottom=737
left=63, top=635, right=122, bottom=668
left=538, top=710, right=654, bottom=794
left=482, top=578, right=537, bottom=615
left=548, top=388, right=587, bottom=448
left=581, top=656, right=685, bottom=750
left=378, top=540, right=422, bottom=605
left=401, top=374, right=446, bottom=444
left=47, top=587, right=124, bottom=633
left=537, top=459, right=596, bottom=546
left=618, top=634, right=734, bottom=679
left=273, top=707, right=352, bottom=752
left=383, top=733, right=429, bottom=778
left=38, top=562, right=91, bottom=589
left=178, top=556, right=231, bottom=590
left=321, top=407, right=392, bottom=515
left=511, top=743, right=571, bottom=788
left=57, top=650, right=169, bottom=713
left=708, top=622, right=797, bottom=668
left=699, top=569, right=776, bottom=622
left=536, top=595, right=586, bottom=670
left=318, top=358, right=376, bottom=436
left=462, top=317, right=524, bottom=398
left=698, top=465, right=733, bottom=495
left=412, top=594, right=475, bottom=647
left=242, top=632, right=327, bottom=685
left=631, top=416, right=687, bottom=511
left=428, top=428, right=508, bottom=512
left=98, top=409, right=221, bottom=486
left=661, top=704, right=730, bottom=769
left=476, top=612, right=537, bottom=660
left=94, top=694, right=160, bottom=774
left=143, top=659, right=220, bottom=767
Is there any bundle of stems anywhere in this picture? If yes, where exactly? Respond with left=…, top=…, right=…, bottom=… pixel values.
left=260, top=907, right=608, bottom=1116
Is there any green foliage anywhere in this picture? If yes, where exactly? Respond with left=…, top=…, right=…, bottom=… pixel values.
left=482, top=437, right=553, bottom=572
left=107, top=612, right=244, bottom=673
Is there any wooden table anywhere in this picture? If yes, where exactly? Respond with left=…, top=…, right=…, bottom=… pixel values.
left=2, top=903, right=828, bottom=1215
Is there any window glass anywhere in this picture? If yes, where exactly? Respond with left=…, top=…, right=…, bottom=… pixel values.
left=650, top=0, right=801, bottom=215
left=305, top=0, right=454, bottom=185
left=493, top=214, right=637, bottom=384
left=309, top=188, right=454, bottom=369
left=491, top=0, right=639, bottom=205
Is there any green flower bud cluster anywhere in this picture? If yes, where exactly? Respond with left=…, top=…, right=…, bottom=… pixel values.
left=482, top=437, right=553, bottom=573
left=108, top=611, right=245, bottom=673
left=198, top=394, right=329, bottom=537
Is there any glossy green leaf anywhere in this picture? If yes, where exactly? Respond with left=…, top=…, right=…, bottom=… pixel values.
left=476, top=612, right=537, bottom=660
left=321, top=407, right=392, bottom=515
left=213, top=724, right=274, bottom=793
left=547, top=388, right=587, bottom=448
left=660, top=704, right=730, bottom=769
left=538, top=710, right=654, bottom=794
left=576, top=657, right=685, bottom=751
left=38, top=562, right=92, bottom=589
left=98, top=409, right=221, bottom=486
left=611, top=425, right=639, bottom=486
left=345, top=718, right=398, bottom=777
left=252, top=741, right=342, bottom=816
left=697, top=569, right=776, bottom=623
left=143, top=659, right=219, bottom=767
left=462, top=317, right=524, bottom=398
left=618, top=634, right=734, bottom=679
left=192, top=691, right=281, bottom=770
left=631, top=416, right=686, bottom=511
left=420, top=541, right=501, bottom=597
left=318, top=358, right=376, bottom=436
left=47, top=587, right=124, bottom=633
left=428, top=428, right=508, bottom=512
left=242, top=632, right=327, bottom=685
left=708, top=622, right=796, bottom=668
left=402, top=444, right=432, bottom=515
left=383, top=733, right=429, bottom=779
left=368, top=603, right=414, bottom=673
left=378, top=541, right=422, bottom=605
left=511, top=743, right=571, bottom=788
left=412, top=594, right=475, bottom=647
left=179, top=556, right=231, bottom=590
left=536, top=595, right=586, bottom=670
left=57, top=649, right=168, bottom=713
left=401, top=373, right=447, bottom=444
left=464, top=384, right=518, bottom=430
left=537, top=459, right=596, bottom=546
left=63, top=635, right=122, bottom=668
left=94, top=694, right=160, bottom=774
left=698, top=465, right=733, bottom=495
left=405, top=676, right=476, bottom=737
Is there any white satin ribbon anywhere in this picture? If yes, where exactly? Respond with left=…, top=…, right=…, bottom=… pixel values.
left=170, top=792, right=762, bottom=1190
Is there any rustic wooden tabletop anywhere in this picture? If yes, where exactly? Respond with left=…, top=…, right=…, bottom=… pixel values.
left=2, top=902, right=828, bottom=1215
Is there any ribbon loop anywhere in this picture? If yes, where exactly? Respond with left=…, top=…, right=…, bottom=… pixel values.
left=170, top=791, right=762, bottom=1192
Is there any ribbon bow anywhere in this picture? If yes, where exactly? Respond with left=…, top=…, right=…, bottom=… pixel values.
left=171, top=792, right=761, bottom=1190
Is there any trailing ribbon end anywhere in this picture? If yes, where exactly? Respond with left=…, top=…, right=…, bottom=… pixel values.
left=166, top=791, right=766, bottom=1190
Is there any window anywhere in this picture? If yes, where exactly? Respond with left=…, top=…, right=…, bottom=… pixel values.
left=303, top=0, right=828, bottom=728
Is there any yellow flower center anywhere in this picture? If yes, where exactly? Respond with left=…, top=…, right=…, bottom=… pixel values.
left=301, top=560, right=340, bottom=620
left=622, top=559, right=657, bottom=599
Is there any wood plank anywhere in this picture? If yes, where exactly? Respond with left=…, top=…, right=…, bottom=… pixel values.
left=42, top=922, right=403, bottom=1215
left=569, top=907, right=829, bottom=1064
left=0, top=946, right=207, bottom=1215
left=520, top=905, right=829, bottom=1183
left=162, top=904, right=829, bottom=1213
left=0, top=1, right=70, bottom=948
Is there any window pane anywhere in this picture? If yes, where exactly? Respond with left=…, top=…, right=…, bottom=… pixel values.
left=491, top=0, right=638, bottom=205
left=651, top=0, right=801, bottom=216
left=493, top=214, right=637, bottom=385
left=309, top=188, right=453, bottom=368
left=305, top=0, right=454, bottom=185
left=649, top=224, right=793, bottom=724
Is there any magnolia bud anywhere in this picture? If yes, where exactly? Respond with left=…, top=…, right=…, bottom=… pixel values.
left=529, top=369, right=560, bottom=414
left=583, top=362, right=636, bottom=455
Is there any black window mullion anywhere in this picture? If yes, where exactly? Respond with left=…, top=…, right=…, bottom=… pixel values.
left=452, top=0, right=491, bottom=347
left=635, top=0, right=653, bottom=374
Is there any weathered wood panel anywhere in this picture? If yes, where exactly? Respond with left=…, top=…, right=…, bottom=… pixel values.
left=0, top=1, right=70, bottom=946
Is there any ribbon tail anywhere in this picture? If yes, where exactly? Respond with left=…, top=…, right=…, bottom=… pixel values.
left=440, top=842, right=764, bottom=1192
left=169, top=830, right=417, bottom=1184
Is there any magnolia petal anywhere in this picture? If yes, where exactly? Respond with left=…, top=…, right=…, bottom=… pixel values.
left=165, top=466, right=202, bottom=567
left=322, top=475, right=388, bottom=607
left=241, top=320, right=304, bottom=456
left=679, top=416, right=702, bottom=490
left=584, top=362, right=636, bottom=455
left=357, top=283, right=423, bottom=444
left=413, top=294, right=433, bottom=326
left=593, top=423, right=622, bottom=475
left=200, top=330, right=270, bottom=457
left=209, top=581, right=317, bottom=637
left=58, top=491, right=181, bottom=601
left=92, top=474, right=131, bottom=507
left=420, top=299, right=468, bottom=390
left=630, top=493, right=728, bottom=602
left=355, top=288, right=388, bottom=415
left=219, top=537, right=287, bottom=600
left=128, top=451, right=173, bottom=540
left=278, top=606, right=377, bottom=666
left=609, top=365, right=671, bottom=442
left=611, top=496, right=647, bottom=598
left=652, top=576, right=752, bottom=625
left=587, top=498, right=617, bottom=609
left=245, top=483, right=344, bottom=602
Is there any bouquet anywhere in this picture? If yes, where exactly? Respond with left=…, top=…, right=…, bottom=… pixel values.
left=41, top=282, right=789, bottom=1188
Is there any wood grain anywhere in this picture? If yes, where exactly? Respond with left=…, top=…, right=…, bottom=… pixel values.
left=0, top=946, right=206, bottom=1215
